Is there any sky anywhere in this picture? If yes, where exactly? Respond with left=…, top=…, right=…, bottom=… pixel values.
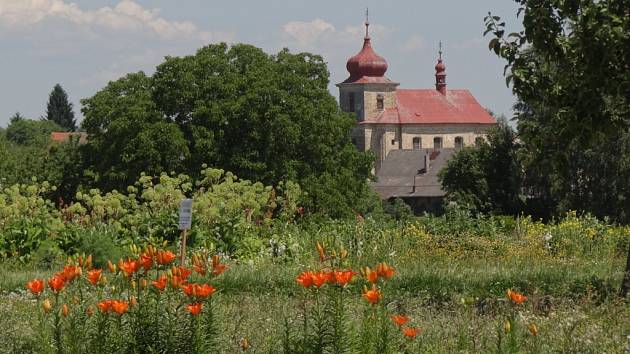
left=0, top=0, right=522, bottom=128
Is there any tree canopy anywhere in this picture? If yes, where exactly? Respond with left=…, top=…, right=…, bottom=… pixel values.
left=81, top=43, right=376, bottom=217
left=46, top=84, right=76, bottom=131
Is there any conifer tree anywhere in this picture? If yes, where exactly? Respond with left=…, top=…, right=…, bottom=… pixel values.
left=46, top=84, right=76, bottom=131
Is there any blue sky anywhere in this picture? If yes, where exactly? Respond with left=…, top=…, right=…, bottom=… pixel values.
left=0, top=0, right=521, bottom=127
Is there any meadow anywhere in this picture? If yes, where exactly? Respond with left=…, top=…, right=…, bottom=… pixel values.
left=1, top=173, right=630, bottom=353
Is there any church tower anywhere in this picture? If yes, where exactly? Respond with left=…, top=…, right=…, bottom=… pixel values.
left=435, top=42, right=447, bottom=95
left=336, top=10, right=399, bottom=153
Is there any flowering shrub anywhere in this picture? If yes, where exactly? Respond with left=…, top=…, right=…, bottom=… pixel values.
left=24, top=245, right=229, bottom=353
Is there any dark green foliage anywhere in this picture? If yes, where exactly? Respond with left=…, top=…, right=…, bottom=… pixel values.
left=46, top=84, right=76, bottom=131
left=439, top=118, right=523, bottom=215
left=5, top=117, right=60, bottom=146
left=81, top=43, right=375, bottom=217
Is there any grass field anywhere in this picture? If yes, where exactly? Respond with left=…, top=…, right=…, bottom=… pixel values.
left=1, top=216, right=630, bottom=353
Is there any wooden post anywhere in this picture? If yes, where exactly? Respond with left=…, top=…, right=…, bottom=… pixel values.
left=180, top=229, right=188, bottom=266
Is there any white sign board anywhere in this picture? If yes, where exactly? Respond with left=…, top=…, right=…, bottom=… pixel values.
left=178, top=199, right=193, bottom=230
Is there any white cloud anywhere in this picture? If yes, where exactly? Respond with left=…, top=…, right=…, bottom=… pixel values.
left=0, top=0, right=232, bottom=42
left=282, top=18, right=391, bottom=50
left=402, top=35, right=426, bottom=52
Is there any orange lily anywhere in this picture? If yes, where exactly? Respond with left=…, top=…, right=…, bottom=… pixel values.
left=152, top=275, right=168, bottom=291
left=402, top=327, right=422, bottom=338
left=296, top=271, right=314, bottom=288
left=87, top=269, right=102, bottom=286
left=362, top=284, right=382, bottom=305
left=97, top=300, right=114, bottom=313
left=212, top=255, right=228, bottom=276
left=111, top=300, right=129, bottom=315
left=392, top=315, right=410, bottom=327
left=26, top=279, right=45, bottom=295
left=376, top=262, right=395, bottom=279
left=139, top=253, right=153, bottom=271
left=187, top=303, right=203, bottom=315
left=363, top=267, right=379, bottom=284
left=120, top=259, right=140, bottom=277
left=48, top=275, right=66, bottom=293
left=311, top=272, right=328, bottom=288
left=507, top=289, right=528, bottom=305
left=156, top=250, right=176, bottom=265
left=195, top=284, right=215, bottom=298
left=333, top=270, right=355, bottom=286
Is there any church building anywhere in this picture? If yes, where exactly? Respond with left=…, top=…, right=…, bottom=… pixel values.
left=337, top=18, right=496, bottom=213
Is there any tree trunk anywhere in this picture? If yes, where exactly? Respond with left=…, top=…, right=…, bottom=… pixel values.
left=621, top=246, right=630, bottom=298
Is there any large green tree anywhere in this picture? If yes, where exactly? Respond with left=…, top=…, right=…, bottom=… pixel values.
left=485, top=1, right=629, bottom=293
left=81, top=43, right=376, bottom=217
left=439, top=118, right=523, bottom=215
left=46, top=84, right=76, bottom=131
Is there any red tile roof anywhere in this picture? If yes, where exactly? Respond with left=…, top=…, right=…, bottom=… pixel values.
left=50, top=132, right=88, bottom=144
left=362, top=89, right=496, bottom=125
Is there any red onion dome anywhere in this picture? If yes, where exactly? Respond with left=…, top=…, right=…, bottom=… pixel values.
left=346, top=37, right=388, bottom=80
left=435, top=58, right=446, bottom=74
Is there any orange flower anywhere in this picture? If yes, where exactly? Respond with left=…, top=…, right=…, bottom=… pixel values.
left=362, top=285, right=382, bottom=305
left=173, top=266, right=193, bottom=279
left=152, top=275, right=168, bottom=291
left=187, top=303, right=203, bottom=316
left=316, top=242, right=326, bottom=262
left=60, top=265, right=82, bottom=282
left=156, top=250, right=176, bottom=265
left=170, top=275, right=186, bottom=289
left=311, top=272, right=328, bottom=288
left=48, top=275, right=66, bottom=293
left=376, top=262, right=395, bottom=279
left=181, top=283, right=196, bottom=297
left=87, top=269, right=102, bottom=286
left=193, top=263, right=206, bottom=276
left=333, top=270, right=355, bottom=286
left=139, top=253, right=153, bottom=271
left=402, top=327, right=422, bottom=338
left=296, top=271, right=314, bottom=288
left=98, top=300, right=114, bottom=313
left=42, top=298, right=52, bottom=313
left=212, top=255, right=228, bottom=276
left=61, top=304, right=69, bottom=317
left=363, top=267, right=378, bottom=284
left=195, top=284, right=216, bottom=298
left=26, top=279, right=45, bottom=295
left=111, top=300, right=129, bottom=315
left=392, top=315, right=410, bottom=327
left=120, top=259, right=140, bottom=277
left=507, top=289, right=528, bottom=305
left=324, top=271, right=335, bottom=284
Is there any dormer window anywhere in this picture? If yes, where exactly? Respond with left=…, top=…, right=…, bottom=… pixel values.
left=376, top=93, right=384, bottom=110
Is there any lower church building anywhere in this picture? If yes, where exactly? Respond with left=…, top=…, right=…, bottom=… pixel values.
left=337, top=19, right=496, bottom=214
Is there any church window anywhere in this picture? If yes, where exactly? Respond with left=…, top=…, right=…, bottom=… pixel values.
left=377, top=93, right=384, bottom=110
left=433, top=137, right=443, bottom=149
left=455, top=136, right=464, bottom=149
left=413, top=137, right=421, bottom=150
left=391, top=139, right=396, bottom=146
left=348, top=93, right=355, bottom=112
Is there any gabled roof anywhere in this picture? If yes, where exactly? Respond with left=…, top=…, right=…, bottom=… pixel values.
left=371, top=148, right=456, bottom=199
left=362, top=89, right=496, bottom=125
left=50, top=132, right=88, bottom=144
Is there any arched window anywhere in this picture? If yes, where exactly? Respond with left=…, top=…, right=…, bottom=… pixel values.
left=475, top=137, right=485, bottom=146
left=348, top=92, right=355, bottom=112
left=455, top=136, right=464, bottom=149
left=377, top=93, right=384, bottom=110
left=433, top=137, right=443, bottom=149
left=412, top=137, right=421, bottom=150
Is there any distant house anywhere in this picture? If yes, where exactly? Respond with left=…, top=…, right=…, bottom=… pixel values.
left=50, top=132, right=88, bottom=144
left=337, top=18, right=496, bottom=214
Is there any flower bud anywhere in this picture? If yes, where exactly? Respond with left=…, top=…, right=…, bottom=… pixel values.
left=504, top=320, right=511, bottom=334
left=528, top=323, right=538, bottom=337
left=42, top=299, right=52, bottom=313
left=86, top=306, right=94, bottom=317
left=62, top=304, right=69, bottom=317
